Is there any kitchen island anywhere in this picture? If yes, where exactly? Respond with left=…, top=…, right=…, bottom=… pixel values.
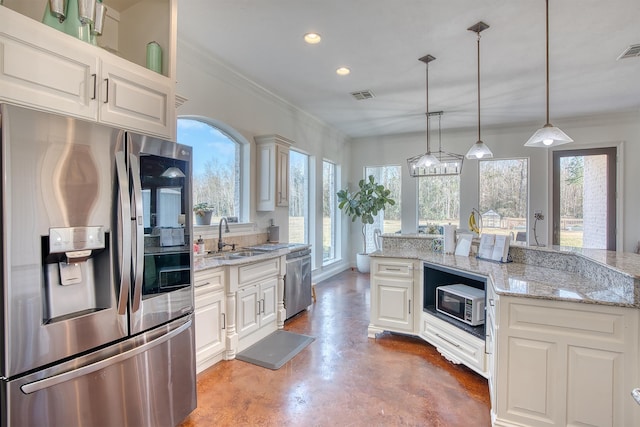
left=370, top=234, right=640, bottom=427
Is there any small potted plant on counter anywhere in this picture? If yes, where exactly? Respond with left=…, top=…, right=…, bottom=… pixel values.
left=193, top=202, right=214, bottom=226
left=337, top=175, right=395, bottom=273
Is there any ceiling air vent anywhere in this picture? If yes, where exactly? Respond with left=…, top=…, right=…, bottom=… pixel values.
left=617, top=44, right=640, bottom=60
left=350, top=90, right=375, bottom=100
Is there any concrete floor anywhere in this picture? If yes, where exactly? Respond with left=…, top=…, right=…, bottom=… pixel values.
left=180, top=269, right=491, bottom=426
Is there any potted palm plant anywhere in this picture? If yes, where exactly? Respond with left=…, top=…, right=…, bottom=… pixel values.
left=337, top=175, right=395, bottom=273
left=193, top=202, right=214, bottom=225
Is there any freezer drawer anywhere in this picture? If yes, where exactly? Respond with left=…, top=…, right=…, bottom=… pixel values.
left=2, top=316, right=196, bottom=427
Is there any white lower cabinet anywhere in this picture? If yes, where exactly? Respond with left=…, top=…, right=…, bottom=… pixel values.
left=494, top=295, right=639, bottom=427
left=368, top=257, right=418, bottom=337
left=236, top=277, right=277, bottom=340
left=194, top=268, right=226, bottom=374
left=228, top=257, right=283, bottom=354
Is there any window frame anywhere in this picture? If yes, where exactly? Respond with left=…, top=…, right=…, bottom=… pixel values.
left=289, top=149, right=310, bottom=244
left=176, top=115, right=250, bottom=226
left=364, top=164, right=402, bottom=252
left=322, top=159, right=338, bottom=265
left=478, top=157, right=529, bottom=240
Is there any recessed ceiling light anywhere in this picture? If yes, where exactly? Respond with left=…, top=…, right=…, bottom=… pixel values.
left=304, top=33, right=321, bottom=44
left=336, top=67, right=351, bottom=76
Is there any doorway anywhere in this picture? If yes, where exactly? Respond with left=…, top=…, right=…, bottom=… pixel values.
left=552, top=148, right=616, bottom=250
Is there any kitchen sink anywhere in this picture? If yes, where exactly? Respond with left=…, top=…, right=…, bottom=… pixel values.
left=205, top=249, right=267, bottom=260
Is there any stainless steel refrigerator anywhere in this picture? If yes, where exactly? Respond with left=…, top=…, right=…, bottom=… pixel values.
left=0, top=104, right=197, bottom=426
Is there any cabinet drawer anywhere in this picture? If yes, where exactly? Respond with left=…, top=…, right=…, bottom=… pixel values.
left=507, top=300, right=626, bottom=344
left=421, top=312, right=486, bottom=376
left=238, top=258, right=280, bottom=286
left=195, top=268, right=224, bottom=290
left=373, top=259, right=414, bottom=278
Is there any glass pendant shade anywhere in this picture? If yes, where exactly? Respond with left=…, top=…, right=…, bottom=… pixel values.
left=465, top=140, right=493, bottom=159
left=524, top=123, right=573, bottom=147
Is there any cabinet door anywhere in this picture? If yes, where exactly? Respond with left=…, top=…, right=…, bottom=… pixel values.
left=260, top=277, right=278, bottom=326
left=99, top=60, right=173, bottom=139
left=275, top=144, right=289, bottom=206
left=237, top=285, right=260, bottom=338
left=0, top=8, right=98, bottom=120
left=371, top=277, right=413, bottom=332
left=195, top=289, right=225, bottom=373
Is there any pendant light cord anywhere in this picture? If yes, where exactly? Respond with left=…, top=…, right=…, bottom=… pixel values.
left=476, top=31, right=481, bottom=143
left=425, top=62, right=431, bottom=153
left=545, top=0, right=550, bottom=125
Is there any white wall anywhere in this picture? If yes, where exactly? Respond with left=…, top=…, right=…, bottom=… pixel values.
left=350, top=111, right=640, bottom=253
left=176, top=39, right=352, bottom=279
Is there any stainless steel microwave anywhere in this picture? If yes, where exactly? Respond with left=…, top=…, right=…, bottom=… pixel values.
left=436, top=284, right=485, bottom=326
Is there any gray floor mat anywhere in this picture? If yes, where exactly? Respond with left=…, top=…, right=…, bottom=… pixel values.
left=235, top=330, right=315, bottom=370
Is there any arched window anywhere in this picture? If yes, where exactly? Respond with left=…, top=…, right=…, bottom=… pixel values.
left=177, top=117, right=246, bottom=225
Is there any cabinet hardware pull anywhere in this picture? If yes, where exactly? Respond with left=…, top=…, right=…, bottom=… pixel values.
left=408, top=299, right=411, bottom=314
left=200, top=281, right=211, bottom=287
left=222, top=313, right=226, bottom=330
left=91, top=73, right=97, bottom=100
left=386, top=267, right=401, bottom=271
left=434, top=332, right=461, bottom=348
left=261, top=298, right=265, bottom=314
left=103, top=78, right=109, bottom=103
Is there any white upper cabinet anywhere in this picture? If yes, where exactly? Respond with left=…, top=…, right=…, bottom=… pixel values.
left=254, top=134, right=292, bottom=211
left=0, top=1, right=176, bottom=140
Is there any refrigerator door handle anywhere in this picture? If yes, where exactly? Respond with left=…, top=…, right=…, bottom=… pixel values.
left=115, top=151, right=131, bottom=315
left=20, top=319, right=192, bottom=394
left=129, top=152, right=144, bottom=313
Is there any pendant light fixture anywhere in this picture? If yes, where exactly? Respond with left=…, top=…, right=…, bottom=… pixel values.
left=524, top=0, right=572, bottom=147
left=408, top=55, right=464, bottom=177
left=465, top=22, right=493, bottom=160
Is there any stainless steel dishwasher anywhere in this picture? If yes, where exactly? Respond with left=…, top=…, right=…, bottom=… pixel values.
left=285, top=248, right=312, bottom=320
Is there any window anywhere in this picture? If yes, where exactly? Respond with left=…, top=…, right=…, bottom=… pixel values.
left=479, top=158, right=528, bottom=239
left=322, top=160, right=337, bottom=263
left=418, top=175, right=460, bottom=233
left=552, top=148, right=616, bottom=250
left=364, top=165, right=401, bottom=252
left=289, top=150, right=309, bottom=244
left=176, top=118, right=243, bottom=224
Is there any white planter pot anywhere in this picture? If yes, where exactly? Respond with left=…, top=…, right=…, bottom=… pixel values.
left=195, top=211, right=213, bottom=225
left=356, top=253, right=370, bottom=273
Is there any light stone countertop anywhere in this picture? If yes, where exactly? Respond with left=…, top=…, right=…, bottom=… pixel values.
left=371, top=247, right=640, bottom=308
left=193, top=243, right=311, bottom=272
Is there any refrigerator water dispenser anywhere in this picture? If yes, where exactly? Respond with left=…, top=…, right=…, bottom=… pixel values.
left=42, top=227, right=111, bottom=321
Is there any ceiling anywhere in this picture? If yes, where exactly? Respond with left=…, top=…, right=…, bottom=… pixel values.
left=178, top=0, right=640, bottom=139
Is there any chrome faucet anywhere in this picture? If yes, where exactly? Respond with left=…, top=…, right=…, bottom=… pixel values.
left=217, top=217, right=235, bottom=252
